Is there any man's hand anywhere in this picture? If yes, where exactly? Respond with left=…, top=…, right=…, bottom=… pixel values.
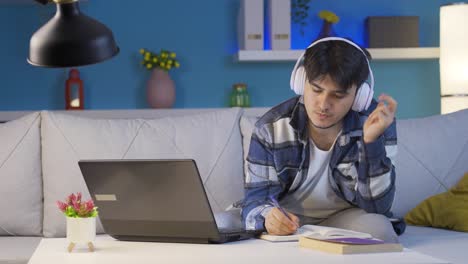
left=265, top=207, right=300, bottom=235
left=363, top=94, right=398, bottom=144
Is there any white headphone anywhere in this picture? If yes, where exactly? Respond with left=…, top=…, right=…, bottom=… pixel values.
left=290, top=37, right=374, bottom=112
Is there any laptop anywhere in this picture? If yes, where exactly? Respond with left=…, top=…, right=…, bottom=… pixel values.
left=78, top=159, right=260, bottom=244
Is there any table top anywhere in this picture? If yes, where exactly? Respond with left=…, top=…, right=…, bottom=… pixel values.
left=28, top=235, right=449, bottom=264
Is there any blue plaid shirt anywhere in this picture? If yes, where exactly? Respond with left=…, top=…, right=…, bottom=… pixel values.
left=240, top=96, right=397, bottom=231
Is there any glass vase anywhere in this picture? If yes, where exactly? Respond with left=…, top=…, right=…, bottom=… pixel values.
left=230, top=83, right=250, bottom=107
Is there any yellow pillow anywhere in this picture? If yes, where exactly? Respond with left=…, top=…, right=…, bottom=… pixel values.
left=404, top=172, right=468, bottom=232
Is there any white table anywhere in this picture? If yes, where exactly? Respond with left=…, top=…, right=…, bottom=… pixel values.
left=28, top=235, right=450, bottom=264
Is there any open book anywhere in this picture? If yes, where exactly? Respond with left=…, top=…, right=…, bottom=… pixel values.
left=259, top=224, right=373, bottom=242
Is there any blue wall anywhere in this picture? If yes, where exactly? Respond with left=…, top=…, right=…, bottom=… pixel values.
left=0, top=0, right=455, bottom=118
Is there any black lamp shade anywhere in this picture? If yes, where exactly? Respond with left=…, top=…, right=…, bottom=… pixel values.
left=28, top=1, right=119, bottom=67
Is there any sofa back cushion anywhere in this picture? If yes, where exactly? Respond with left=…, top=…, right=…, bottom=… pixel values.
left=0, top=112, right=42, bottom=236
left=41, top=109, right=244, bottom=237
left=392, top=109, right=468, bottom=217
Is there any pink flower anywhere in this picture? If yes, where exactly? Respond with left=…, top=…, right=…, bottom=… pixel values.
left=56, top=201, right=68, bottom=212
left=85, top=200, right=94, bottom=212
left=58, top=192, right=98, bottom=217
left=67, top=193, right=77, bottom=206
left=72, top=200, right=81, bottom=212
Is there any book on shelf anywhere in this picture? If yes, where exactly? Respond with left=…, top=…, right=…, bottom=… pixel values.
left=259, top=224, right=373, bottom=242
left=267, top=0, right=291, bottom=50
left=237, top=0, right=264, bottom=50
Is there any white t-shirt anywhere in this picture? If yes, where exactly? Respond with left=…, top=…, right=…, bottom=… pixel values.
left=281, top=135, right=352, bottom=224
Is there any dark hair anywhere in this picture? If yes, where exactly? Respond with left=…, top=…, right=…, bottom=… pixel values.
left=303, top=40, right=371, bottom=91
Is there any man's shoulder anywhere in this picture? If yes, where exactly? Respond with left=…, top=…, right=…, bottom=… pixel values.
left=256, top=96, right=300, bottom=128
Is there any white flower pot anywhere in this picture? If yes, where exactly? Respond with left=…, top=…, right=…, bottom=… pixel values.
left=66, top=217, right=96, bottom=245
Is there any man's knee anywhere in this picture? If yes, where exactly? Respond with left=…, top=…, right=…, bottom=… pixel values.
left=355, top=213, right=399, bottom=243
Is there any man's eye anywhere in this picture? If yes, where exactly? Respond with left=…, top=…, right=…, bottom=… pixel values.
left=335, top=94, right=346, bottom=99
left=313, top=89, right=321, bottom=93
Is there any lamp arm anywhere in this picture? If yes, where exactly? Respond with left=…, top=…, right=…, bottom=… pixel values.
left=33, top=0, right=50, bottom=4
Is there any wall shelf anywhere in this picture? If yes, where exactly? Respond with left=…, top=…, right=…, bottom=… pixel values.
left=235, top=47, right=440, bottom=62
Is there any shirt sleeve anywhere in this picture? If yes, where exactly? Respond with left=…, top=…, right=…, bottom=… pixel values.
left=355, top=117, right=397, bottom=215
left=240, top=124, right=282, bottom=230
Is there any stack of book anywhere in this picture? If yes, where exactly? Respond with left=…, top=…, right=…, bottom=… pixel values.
left=260, top=224, right=403, bottom=255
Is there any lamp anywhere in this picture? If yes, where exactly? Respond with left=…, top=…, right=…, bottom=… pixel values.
left=28, top=0, right=119, bottom=68
left=440, top=3, right=468, bottom=114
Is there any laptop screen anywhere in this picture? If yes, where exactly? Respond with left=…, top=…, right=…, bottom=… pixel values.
left=79, top=159, right=220, bottom=240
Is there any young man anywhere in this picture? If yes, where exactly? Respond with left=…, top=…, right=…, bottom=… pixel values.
left=240, top=37, right=402, bottom=242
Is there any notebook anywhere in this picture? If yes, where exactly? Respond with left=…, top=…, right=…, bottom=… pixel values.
left=299, top=236, right=404, bottom=254
left=78, top=159, right=260, bottom=244
left=259, top=224, right=373, bottom=242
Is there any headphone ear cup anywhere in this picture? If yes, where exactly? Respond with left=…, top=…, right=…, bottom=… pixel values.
left=292, top=66, right=306, bottom=95
left=352, top=82, right=373, bottom=112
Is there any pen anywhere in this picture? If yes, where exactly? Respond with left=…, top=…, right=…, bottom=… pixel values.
left=268, top=195, right=297, bottom=226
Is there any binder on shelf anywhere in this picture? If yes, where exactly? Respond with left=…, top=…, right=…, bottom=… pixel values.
left=267, top=0, right=291, bottom=50
left=237, top=0, right=264, bottom=50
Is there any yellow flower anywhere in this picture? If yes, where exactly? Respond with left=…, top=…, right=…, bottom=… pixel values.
left=318, top=10, right=339, bottom=24
left=139, top=48, right=179, bottom=71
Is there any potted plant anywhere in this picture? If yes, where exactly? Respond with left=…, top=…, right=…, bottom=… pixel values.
left=317, top=10, right=340, bottom=39
left=292, top=0, right=312, bottom=36
left=57, top=192, right=98, bottom=252
left=139, top=48, right=180, bottom=109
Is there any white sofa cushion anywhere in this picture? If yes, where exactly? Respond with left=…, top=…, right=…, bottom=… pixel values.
left=392, top=109, right=468, bottom=217
left=41, top=109, right=244, bottom=237
left=0, top=113, right=42, bottom=236
left=399, top=225, right=468, bottom=264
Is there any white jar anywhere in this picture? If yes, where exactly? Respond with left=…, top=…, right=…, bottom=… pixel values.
left=66, top=217, right=96, bottom=244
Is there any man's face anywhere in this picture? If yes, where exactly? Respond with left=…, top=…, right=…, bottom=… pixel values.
left=303, top=74, right=357, bottom=130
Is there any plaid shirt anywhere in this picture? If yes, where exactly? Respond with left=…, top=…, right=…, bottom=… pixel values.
left=240, top=96, right=397, bottom=231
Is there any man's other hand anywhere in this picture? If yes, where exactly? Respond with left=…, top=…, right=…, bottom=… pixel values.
left=363, top=93, right=397, bottom=143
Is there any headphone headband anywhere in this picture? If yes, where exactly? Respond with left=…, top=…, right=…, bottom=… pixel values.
left=291, top=37, right=374, bottom=91
left=289, top=37, right=375, bottom=112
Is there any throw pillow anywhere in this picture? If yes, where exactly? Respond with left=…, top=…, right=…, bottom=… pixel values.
left=404, top=172, right=468, bottom=232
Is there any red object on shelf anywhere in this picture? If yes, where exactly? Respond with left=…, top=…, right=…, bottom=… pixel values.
left=65, top=68, right=84, bottom=110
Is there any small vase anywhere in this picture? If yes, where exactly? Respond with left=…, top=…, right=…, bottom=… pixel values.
left=147, top=68, right=176, bottom=108
left=316, top=21, right=337, bottom=40
left=229, top=83, right=250, bottom=107
left=66, top=217, right=96, bottom=252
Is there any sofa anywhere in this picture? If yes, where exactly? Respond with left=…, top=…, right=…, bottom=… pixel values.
left=0, top=107, right=467, bottom=264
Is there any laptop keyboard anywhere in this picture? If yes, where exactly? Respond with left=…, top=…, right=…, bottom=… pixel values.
left=218, top=227, right=244, bottom=234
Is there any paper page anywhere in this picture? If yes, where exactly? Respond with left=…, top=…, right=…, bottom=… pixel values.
left=258, top=226, right=317, bottom=242
left=299, top=225, right=372, bottom=239
left=258, top=225, right=372, bottom=242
